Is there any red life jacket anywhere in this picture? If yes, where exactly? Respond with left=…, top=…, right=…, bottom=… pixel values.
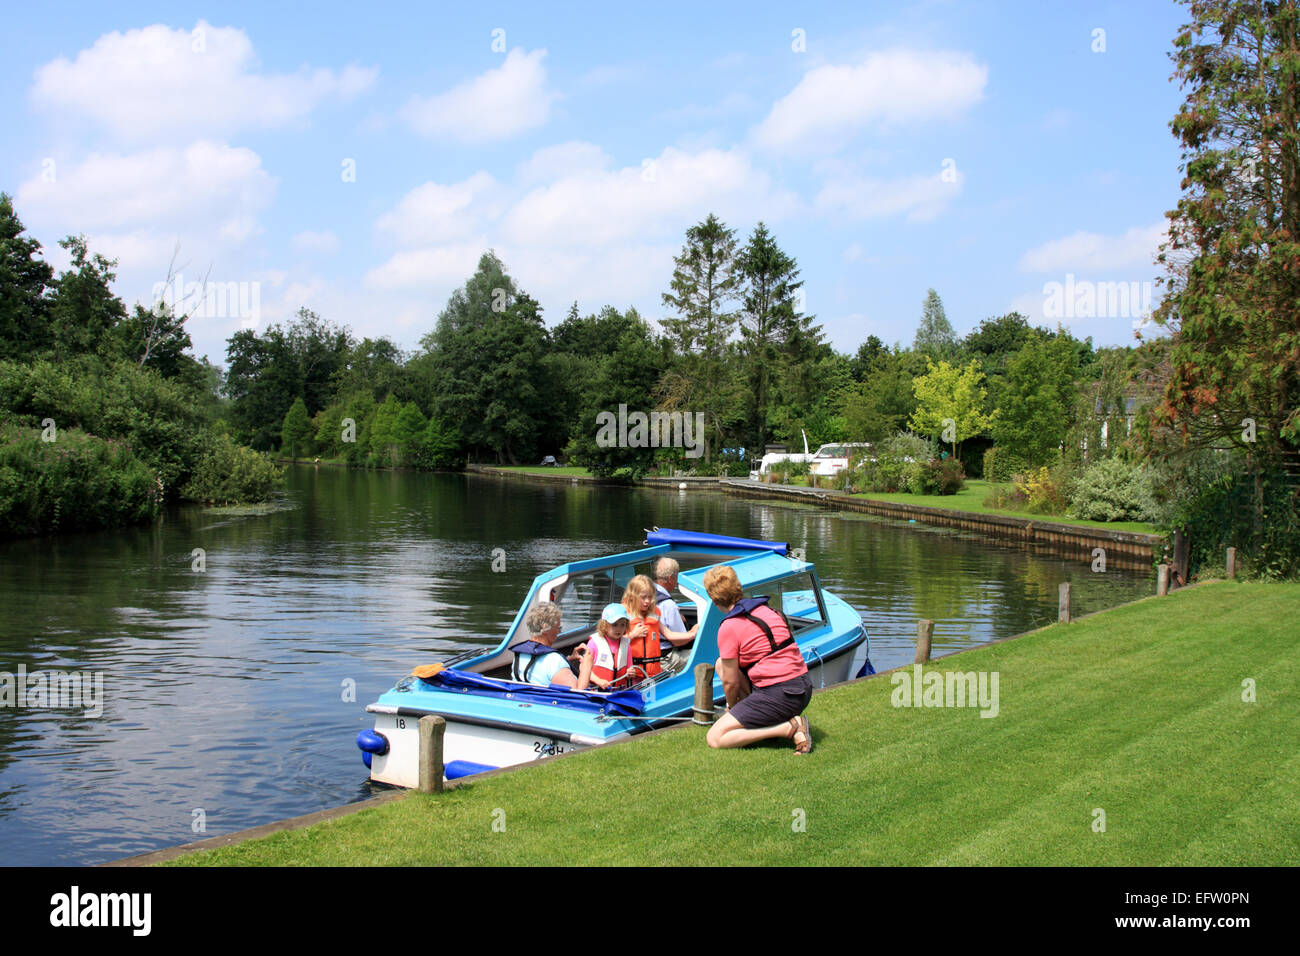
left=628, top=614, right=663, bottom=677
left=589, top=633, right=633, bottom=688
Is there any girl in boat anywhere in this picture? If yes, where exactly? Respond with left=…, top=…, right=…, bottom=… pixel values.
left=578, top=604, right=635, bottom=690
left=622, top=574, right=693, bottom=679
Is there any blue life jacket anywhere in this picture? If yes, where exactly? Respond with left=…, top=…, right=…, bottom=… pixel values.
left=723, top=597, right=797, bottom=679
left=508, top=640, right=564, bottom=683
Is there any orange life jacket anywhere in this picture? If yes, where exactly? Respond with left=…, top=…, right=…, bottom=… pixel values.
left=589, top=633, right=633, bottom=688
left=628, top=614, right=662, bottom=677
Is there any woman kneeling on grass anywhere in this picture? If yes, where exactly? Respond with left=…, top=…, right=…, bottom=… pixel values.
left=702, top=565, right=813, bottom=754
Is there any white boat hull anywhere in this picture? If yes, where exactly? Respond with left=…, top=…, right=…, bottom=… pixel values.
left=367, top=713, right=605, bottom=788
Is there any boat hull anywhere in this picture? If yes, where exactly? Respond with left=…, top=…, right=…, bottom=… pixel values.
left=366, top=636, right=860, bottom=787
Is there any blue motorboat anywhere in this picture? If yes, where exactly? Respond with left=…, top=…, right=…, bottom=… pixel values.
left=358, top=529, right=870, bottom=787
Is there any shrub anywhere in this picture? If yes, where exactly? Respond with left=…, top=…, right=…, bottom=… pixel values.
left=0, top=422, right=161, bottom=536
left=1069, top=458, right=1156, bottom=522
left=1015, top=465, right=1071, bottom=515
left=983, top=446, right=1029, bottom=484
left=181, top=429, right=284, bottom=505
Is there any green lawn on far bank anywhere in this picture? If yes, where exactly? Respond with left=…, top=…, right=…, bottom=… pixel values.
left=489, top=465, right=593, bottom=477
left=171, top=580, right=1298, bottom=866
left=846, top=480, right=1158, bottom=535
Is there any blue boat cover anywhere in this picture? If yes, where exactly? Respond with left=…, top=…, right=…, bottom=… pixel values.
left=421, top=669, right=645, bottom=716
left=647, top=528, right=787, bottom=556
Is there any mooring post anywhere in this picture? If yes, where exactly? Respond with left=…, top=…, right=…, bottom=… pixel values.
left=1226, top=547, right=1237, bottom=579
left=692, top=662, right=716, bottom=724
left=915, top=620, right=933, bottom=663
left=1059, top=582, right=1071, bottom=623
left=1157, top=563, right=1169, bottom=597
left=418, top=715, right=446, bottom=794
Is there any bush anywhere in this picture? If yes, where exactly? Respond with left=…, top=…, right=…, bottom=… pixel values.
left=180, top=429, right=284, bottom=504
left=1015, top=465, right=1072, bottom=515
left=983, top=446, right=1029, bottom=484
left=902, top=458, right=966, bottom=495
left=1069, top=458, right=1156, bottom=522
left=0, top=422, right=161, bottom=536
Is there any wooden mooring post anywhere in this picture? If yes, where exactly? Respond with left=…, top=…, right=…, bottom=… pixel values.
left=1059, top=582, right=1071, bottom=623
left=1157, top=563, right=1170, bottom=597
left=915, top=620, right=933, bottom=663
left=1226, top=547, right=1237, bottom=579
left=418, top=715, right=446, bottom=794
left=692, top=662, right=716, bottom=724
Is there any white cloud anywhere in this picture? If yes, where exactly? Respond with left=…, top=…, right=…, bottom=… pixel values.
left=816, top=167, right=964, bottom=222
left=1017, top=223, right=1167, bottom=273
left=401, top=48, right=556, bottom=142
left=753, top=49, right=988, bottom=150
left=291, top=230, right=340, bottom=256
left=31, top=20, right=376, bottom=141
left=363, top=241, right=489, bottom=291
left=503, top=146, right=799, bottom=247
left=515, top=141, right=610, bottom=185
left=375, top=173, right=502, bottom=245
left=17, top=141, right=276, bottom=252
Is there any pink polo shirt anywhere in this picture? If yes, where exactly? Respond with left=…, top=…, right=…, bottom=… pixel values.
left=717, top=604, right=807, bottom=687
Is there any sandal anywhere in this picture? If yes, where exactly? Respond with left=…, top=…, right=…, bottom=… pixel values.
left=789, top=715, right=813, bottom=755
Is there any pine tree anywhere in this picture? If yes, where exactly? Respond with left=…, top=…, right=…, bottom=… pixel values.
left=737, top=222, right=803, bottom=452
left=913, top=288, right=957, bottom=361
left=660, top=214, right=741, bottom=461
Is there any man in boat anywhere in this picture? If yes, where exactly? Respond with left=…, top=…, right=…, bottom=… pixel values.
left=652, top=557, right=698, bottom=669
left=701, top=565, right=813, bottom=754
left=510, top=602, right=583, bottom=688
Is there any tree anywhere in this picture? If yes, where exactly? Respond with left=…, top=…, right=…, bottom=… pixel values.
left=0, top=192, right=53, bottom=361
left=736, top=222, right=802, bottom=451
left=909, top=359, right=993, bottom=462
left=1151, top=0, right=1300, bottom=467
left=566, top=309, right=666, bottom=477
left=281, top=397, right=313, bottom=459
left=841, top=349, right=920, bottom=442
left=421, top=251, right=549, bottom=464
left=849, top=335, right=889, bottom=382
left=46, top=236, right=126, bottom=360
left=991, top=331, right=1081, bottom=467
left=660, top=213, right=741, bottom=461
left=913, top=288, right=958, bottom=361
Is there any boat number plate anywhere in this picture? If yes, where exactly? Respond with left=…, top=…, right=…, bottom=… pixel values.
left=533, top=740, right=567, bottom=758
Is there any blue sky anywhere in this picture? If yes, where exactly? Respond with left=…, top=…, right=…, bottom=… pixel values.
left=0, top=0, right=1188, bottom=366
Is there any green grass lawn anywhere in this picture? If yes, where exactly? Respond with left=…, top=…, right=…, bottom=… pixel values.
left=489, top=465, right=593, bottom=477
left=172, top=580, right=1298, bottom=866
left=848, top=480, right=1159, bottom=535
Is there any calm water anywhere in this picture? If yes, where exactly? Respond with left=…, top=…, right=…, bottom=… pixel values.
left=0, top=467, right=1151, bottom=865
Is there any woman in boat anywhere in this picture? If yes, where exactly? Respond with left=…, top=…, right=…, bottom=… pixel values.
left=578, top=604, right=635, bottom=690
left=701, top=565, right=813, bottom=754
left=511, top=601, right=585, bottom=689
left=622, top=574, right=694, bottom=678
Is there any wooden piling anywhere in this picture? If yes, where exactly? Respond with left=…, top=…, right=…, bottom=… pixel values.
left=1226, top=547, right=1237, bottom=579
left=1058, top=582, right=1071, bottom=623
left=1157, top=563, right=1169, bottom=597
left=418, top=715, right=446, bottom=794
left=915, top=620, right=933, bottom=663
left=692, top=663, right=716, bottom=724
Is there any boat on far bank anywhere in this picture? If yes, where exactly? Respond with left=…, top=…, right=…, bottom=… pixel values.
left=357, top=529, right=870, bottom=787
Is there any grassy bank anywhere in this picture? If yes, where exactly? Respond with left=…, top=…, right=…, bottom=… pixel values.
left=171, top=580, right=1298, bottom=866
left=847, top=480, right=1158, bottom=535
left=488, top=465, right=593, bottom=477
